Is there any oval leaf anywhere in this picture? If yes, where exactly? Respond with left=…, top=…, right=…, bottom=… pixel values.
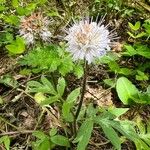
left=116, top=77, right=139, bottom=105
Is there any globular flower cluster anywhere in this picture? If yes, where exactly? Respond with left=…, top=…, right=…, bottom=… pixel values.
left=19, top=12, right=51, bottom=45
left=65, top=17, right=117, bottom=63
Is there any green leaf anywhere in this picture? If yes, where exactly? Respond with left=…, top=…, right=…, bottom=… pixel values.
left=136, top=32, right=146, bottom=38
left=19, top=45, right=61, bottom=72
left=38, top=139, right=50, bottom=150
left=127, top=32, right=136, bottom=38
left=123, top=45, right=137, bottom=56
left=59, top=57, right=74, bottom=75
left=16, top=7, right=29, bottom=15
left=136, top=70, right=149, bottom=81
left=3, top=136, right=10, bottom=150
left=108, top=61, right=120, bottom=72
left=136, top=45, right=150, bottom=59
left=116, top=77, right=139, bottom=104
left=51, top=135, right=70, bottom=147
left=86, top=104, right=98, bottom=117
left=73, top=119, right=93, bottom=150
left=104, top=79, right=116, bottom=87
left=108, top=107, right=129, bottom=117
left=0, top=75, right=18, bottom=88
left=135, top=139, right=150, bottom=150
left=74, top=65, right=84, bottom=78
left=26, top=3, right=37, bottom=11
left=4, top=15, right=19, bottom=25
left=33, top=131, right=48, bottom=139
left=110, top=120, right=139, bottom=142
left=49, top=128, right=57, bottom=137
left=134, top=21, right=141, bottom=30
left=100, top=123, right=121, bottom=150
left=62, top=88, right=80, bottom=122
left=57, top=78, right=66, bottom=97
left=12, top=0, right=19, bottom=8
left=128, top=21, right=141, bottom=31
left=34, top=92, right=46, bottom=104
left=0, top=0, right=6, bottom=3
left=41, top=76, right=57, bottom=95
left=118, top=68, right=133, bottom=75
left=40, top=96, right=59, bottom=106
left=6, top=37, right=25, bottom=54
left=0, top=5, right=6, bottom=11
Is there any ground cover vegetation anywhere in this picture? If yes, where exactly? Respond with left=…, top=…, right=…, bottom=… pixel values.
left=0, top=0, right=150, bottom=150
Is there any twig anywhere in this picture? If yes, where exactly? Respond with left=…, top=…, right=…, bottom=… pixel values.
left=0, top=116, right=18, bottom=130
left=0, top=130, right=34, bottom=136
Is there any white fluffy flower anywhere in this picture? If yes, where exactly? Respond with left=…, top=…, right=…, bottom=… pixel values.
left=40, top=28, right=52, bottom=41
left=65, top=17, right=117, bottom=63
left=22, top=32, right=34, bottom=44
left=19, top=12, right=51, bottom=45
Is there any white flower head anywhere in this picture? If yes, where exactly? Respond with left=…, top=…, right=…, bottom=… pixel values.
left=65, top=16, right=118, bottom=63
left=19, top=12, right=52, bottom=45
left=40, top=28, right=52, bottom=41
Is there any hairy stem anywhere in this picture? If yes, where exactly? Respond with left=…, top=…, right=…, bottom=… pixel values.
left=73, top=60, right=88, bottom=134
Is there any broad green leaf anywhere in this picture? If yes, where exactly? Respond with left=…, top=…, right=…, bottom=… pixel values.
left=6, top=37, right=25, bottom=54
left=51, top=135, right=70, bottom=147
left=73, top=119, right=93, bottom=150
left=33, top=131, right=48, bottom=139
left=100, top=123, right=121, bottom=150
left=74, top=65, right=84, bottom=78
left=38, top=139, right=50, bottom=150
left=49, top=128, right=57, bottom=137
left=66, top=88, right=80, bottom=103
left=116, top=77, right=139, bottom=104
left=110, top=120, right=139, bottom=141
left=108, top=61, right=120, bottom=72
left=41, top=76, right=57, bottom=95
left=57, top=78, right=66, bottom=97
left=62, top=88, right=80, bottom=122
left=27, top=81, right=43, bottom=88
left=108, top=107, right=129, bottom=117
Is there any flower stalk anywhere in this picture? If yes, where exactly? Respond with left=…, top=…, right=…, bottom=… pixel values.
left=73, top=60, right=88, bottom=134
